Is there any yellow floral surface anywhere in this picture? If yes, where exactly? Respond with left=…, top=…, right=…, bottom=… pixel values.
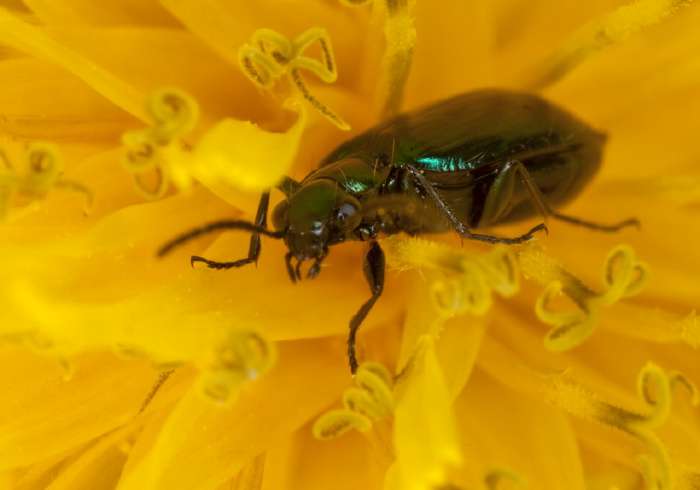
left=0, top=1, right=699, bottom=489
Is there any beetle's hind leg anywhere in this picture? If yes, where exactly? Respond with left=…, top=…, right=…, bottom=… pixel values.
left=551, top=213, right=639, bottom=232
left=405, top=165, right=547, bottom=244
left=489, top=160, right=638, bottom=233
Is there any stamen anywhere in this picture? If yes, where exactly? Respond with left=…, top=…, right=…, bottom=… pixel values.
left=544, top=364, right=698, bottom=490
left=136, top=370, right=174, bottom=416
left=238, top=28, right=350, bottom=130
left=344, top=361, right=395, bottom=419
left=121, top=87, right=199, bottom=199
left=375, top=0, right=417, bottom=120
left=483, top=467, right=528, bottom=489
left=312, top=410, right=373, bottom=439
left=339, top=0, right=373, bottom=6
left=0, top=8, right=146, bottom=120
left=0, top=142, right=92, bottom=221
left=527, top=0, right=696, bottom=89
left=195, top=329, right=276, bottom=405
left=669, top=371, right=700, bottom=407
left=520, top=242, right=650, bottom=351
left=384, top=236, right=520, bottom=318
left=313, top=361, right=394, bottom=439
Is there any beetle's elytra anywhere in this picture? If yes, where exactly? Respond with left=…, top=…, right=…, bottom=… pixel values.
left=159, top=90, right=637, bottom=374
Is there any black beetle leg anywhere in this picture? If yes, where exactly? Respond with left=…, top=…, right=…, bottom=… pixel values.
left=502, top=160, right=639, bottom=232
left=405, top=165, right=545, bottom=244
left=275, top=176, right=301, bottom=198
left=307, top=248, right=329, bottom=280
left=284, top=252, right=297, bottom=284
left=552, top=213, right=640, bottom=232
left=348, top=240, right=385, bottom=375
left=190, top=191, right=270, bottom=269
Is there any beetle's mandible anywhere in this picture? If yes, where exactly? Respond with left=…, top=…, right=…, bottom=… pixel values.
left=159, top=90, right=637, bottom=374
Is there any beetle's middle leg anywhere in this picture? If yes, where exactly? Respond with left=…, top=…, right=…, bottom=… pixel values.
left=347, top=240, right=385, bottom=375
left=489, top=160, right=638, bottom=232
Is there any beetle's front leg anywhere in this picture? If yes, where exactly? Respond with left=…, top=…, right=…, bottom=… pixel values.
left=347, top=240, right=385, bottom=375
left=191, top=191, right=270, bottom=269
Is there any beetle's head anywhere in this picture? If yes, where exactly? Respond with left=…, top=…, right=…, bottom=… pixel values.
left=272, top=179, right=362, bottom=282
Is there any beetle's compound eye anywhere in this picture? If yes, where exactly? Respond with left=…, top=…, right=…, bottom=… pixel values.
left=271, top=200, right=290, bottom=231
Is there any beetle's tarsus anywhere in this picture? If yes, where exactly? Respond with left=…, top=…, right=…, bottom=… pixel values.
left=191, top=255, right=253, bottom=270
left=552, top=213, right=640, bottom=232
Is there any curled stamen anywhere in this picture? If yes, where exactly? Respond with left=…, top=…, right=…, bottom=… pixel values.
left=544, top=364, right=697, bottom=490
left=313, top=361, right=394, bottom=439
left=483, top=467, right=528, bottom=489
left=121, top=87, right=199, bottom=199
left=312, top=410, right=373, bottom=439
left=527, top=0, right=696, bottom=89
left=195, top=329, right=276, bottom=405
left=147, top=88, right=199, bottom=145
left=600, top=245, right=651, bottom=303
left=237, top=28, right=349, bottom=130
left=0, top=142, right=93, bottom=221
left=669, top=371, right=700, bottom=407
left=384, top=236, right=520, bottom=319
left=345, top=361, right=395, bottom=419
left=521, top=242, right=650, bottom=351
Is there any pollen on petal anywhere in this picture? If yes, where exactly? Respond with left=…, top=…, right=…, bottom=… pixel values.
left=375, top=0, right=417, bottom=120
left=527, top=0, right=697, bottom=89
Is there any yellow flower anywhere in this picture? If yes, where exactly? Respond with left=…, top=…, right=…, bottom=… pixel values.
left=1, top=1, right=699, bottom=489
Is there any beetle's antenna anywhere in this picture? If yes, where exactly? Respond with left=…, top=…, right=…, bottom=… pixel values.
left=158, top=220, right=285, bottom=257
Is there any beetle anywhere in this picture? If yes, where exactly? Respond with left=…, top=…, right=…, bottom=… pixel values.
left=159, top=90, right=636, bottom=374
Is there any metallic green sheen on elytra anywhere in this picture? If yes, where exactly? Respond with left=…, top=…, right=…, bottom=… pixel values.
left=300, top=90, right=605, bottom=233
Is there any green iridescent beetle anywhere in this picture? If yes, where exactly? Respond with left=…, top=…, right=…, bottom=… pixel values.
left=160, top=90, right=636, bottom=374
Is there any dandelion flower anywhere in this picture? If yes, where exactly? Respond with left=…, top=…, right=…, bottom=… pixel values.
left=1, top=1, right=699, bottom=489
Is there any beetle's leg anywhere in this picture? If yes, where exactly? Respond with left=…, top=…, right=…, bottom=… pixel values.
left=550, top=213, right=639, bottom=232
left=491, top=160, right=639, bottom=232
left=275, top=176, right=301, bottom=198
left=191, top=191, right=271, bottom=269
left=405, top=165, right=545, bottom=244
left=348, top=240, right=385, bottom=374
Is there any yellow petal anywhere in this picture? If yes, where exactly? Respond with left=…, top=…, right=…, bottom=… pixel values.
left=192, top=99, right=306, bottom=192
left=389, top=336, right=462, bottom=490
